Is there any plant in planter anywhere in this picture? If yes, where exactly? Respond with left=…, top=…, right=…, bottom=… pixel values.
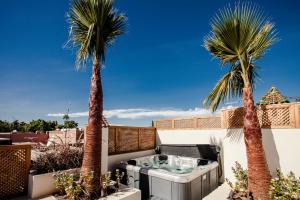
left=226, top=162, right=253, bottom=200
left=227, top=162, right=300, bottom=200
left=29, top=145, right=84, bottom=199
left=100, top=171, right=112, bottom=197
left=269, top=169, right=300, bottom=200
left=115, top=169, right=125, bottom=191
left=53, top=171, right=93, bottom=199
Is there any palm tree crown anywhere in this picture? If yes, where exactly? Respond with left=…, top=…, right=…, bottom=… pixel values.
left=67, top=0, right=126, bottom=68
left=203, top=2, right=277, bottom=111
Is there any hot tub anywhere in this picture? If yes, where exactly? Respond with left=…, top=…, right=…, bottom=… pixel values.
left=120, top=145, right=220, bottom=200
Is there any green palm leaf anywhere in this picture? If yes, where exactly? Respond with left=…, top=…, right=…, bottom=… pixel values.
left=66, top=0, right=126, bottom=69
left=203, top=2, right=277, bottom=111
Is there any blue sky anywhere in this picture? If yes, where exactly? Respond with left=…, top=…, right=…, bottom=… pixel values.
left=0, top=0, right=300, bottom=127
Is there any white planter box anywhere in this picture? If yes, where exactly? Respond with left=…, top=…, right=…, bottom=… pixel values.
left=99, top=187, right=141, bottom=200
left=28, top=168, right=79, bottom=199
left=38, top=187, right=141, bottom=200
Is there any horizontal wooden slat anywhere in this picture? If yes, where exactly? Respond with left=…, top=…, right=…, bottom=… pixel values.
left=108, top=126, right=156, bottom=155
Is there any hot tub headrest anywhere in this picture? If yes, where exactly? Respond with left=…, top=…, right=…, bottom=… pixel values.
left=157, top=144, right=219, bottom=161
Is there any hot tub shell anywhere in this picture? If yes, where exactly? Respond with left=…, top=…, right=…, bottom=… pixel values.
left=123, top=155, right=219, bottom=200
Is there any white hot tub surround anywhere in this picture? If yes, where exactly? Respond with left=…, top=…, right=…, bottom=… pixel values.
left=122, top=154, right=219, bottom=200
left=125, top=155, right=218, bottom=183
left=99, top=185, right=141, bottom=200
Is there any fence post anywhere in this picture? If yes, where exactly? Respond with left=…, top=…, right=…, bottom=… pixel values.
left=25, top=145, right=31, bottom=193
left=193, top=117, right=197, bottom=129
left=221, top=110, right=227, bottom=129
left=137, top=128, right=141, bottom=150
left=115, top=127, right=118, bottom=153
left=295, top=104, right=300, bottom=128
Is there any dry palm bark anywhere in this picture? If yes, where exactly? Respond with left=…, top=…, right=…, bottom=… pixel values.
left=81, top=60, right=103, bottom=195
left=243, top=87, right=271, bottom=200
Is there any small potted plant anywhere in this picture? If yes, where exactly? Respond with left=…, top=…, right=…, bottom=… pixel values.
left=100, top=171, right=112, bottom=197
left=115, top=169, right=124, bottom=192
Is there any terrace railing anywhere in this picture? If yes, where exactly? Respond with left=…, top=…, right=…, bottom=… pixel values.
left=108, top=126, right=156, bottom=155
left=0, top=144, right=31, bottom=198
left=222, top=102, right=300, bottom=129
left=154, top=116, right=222, bottom=130
left=154, top=102, right=300, bottom=130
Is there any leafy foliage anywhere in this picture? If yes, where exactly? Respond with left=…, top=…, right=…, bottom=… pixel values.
left=203, top=2, right=277, bottom=111
left=31, top=145, right=83, bottom=174
left=269, top=169, right=300, bottom=200
left=0, top=120, right=11, bottom=132
left=0, top=119, right=78, bottom=132
left=226, top=161, right=251, bottom=199
left=66, top=0, right=126, bottom=68
left=227, top=162, right=300, bottom=200
left=64, top=120, right=79, bottom=129
left=54, top=171, right=93, bottom=199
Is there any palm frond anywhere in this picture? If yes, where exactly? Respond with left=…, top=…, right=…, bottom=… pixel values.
left=203, top=62, right=259, bottom=111
left=203, top=2, right=276, bottom=111
left=66, top=0, right=126, bottom=69
left=204, top=65, right=243, bottom=111
left=204, top=2, right=277, bottom=65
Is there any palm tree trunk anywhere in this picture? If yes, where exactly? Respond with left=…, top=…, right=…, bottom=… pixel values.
left=243, top=87, right=271, bottom=200
left=81, top=58, right=103, bottom=196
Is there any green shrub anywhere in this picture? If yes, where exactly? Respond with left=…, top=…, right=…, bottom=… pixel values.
left=227, top=162, right=300, bottom=200
left=226, top=161, right=251, bottom=199
left=269, top=169, right=300, bottom=200
left=54, top=171, right=93, bottom=199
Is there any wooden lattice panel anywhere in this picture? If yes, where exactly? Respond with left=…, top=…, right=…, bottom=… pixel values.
left=108, top=128, right=116, bottom=154
left=174, top=119, right=194, bottom=129
left=197, top=117, right=222, bottom=129
left=257, top=105, right=292, bottom=128
left=139, top=128, right=156, bottom=150
left=224, top=104, right=297, bottom=128
left=0, top=145, right=31, bottom=198
left=227, top=108, right=244, bottom=128
left=115, top=127, right=139, bottom=153
left=297, top=105, right=300, bottom=128
left=155, top=120, right=172, bottom=129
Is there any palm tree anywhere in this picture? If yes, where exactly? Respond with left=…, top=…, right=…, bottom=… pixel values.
left=203, top=3, right=277, bottom=199
left=66, top=0, right=126, bottom=196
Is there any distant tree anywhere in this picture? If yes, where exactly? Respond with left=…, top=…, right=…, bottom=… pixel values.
left=0, top=119, right=65, bottom=133
left=10, top=120, right=20, bottom=131
left=18, top=121, right=27, bottom=132
left=0, top=120, right=11, bottom=132
left=62, top=113, right=78, bottom=129
left=62, top=114, right=70, bottom=121
left=26, top=119, right=58, bottom=132
left=64, top=120, right=78, bottom=129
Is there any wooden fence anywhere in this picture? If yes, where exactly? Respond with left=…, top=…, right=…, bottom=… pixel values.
left=154, top=103, right=300, bottom=130
left=222, top=103, right=300, bottom=129
left=0, top=145, right=31, bottom=198
left=154, top=116, right=222, bottom=129
left=108, top=126, right=156, bottom=155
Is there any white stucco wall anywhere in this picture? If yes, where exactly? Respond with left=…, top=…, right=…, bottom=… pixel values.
left=157, top=128, right=300, bottom=182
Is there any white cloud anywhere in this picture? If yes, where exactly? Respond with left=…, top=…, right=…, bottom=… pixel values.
left=47, top=107, right=216, bottom=119
left=47, top=112, right=88, bottom=118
